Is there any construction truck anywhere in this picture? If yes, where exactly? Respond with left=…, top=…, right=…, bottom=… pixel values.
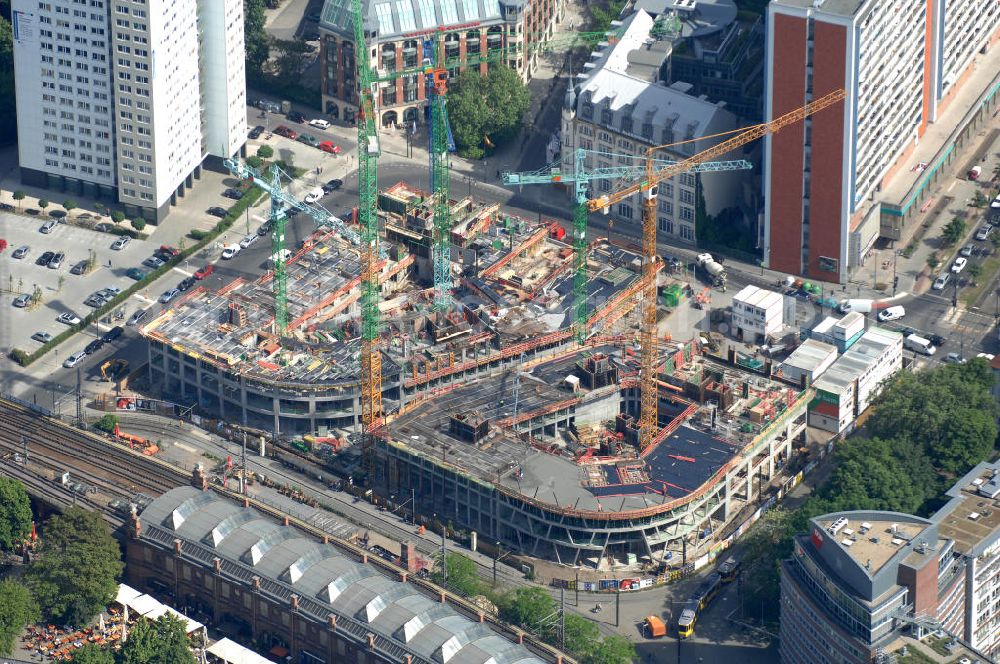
left=696, top=253, right=727, bottom=289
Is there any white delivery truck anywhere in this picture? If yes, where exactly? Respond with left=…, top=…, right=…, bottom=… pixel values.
left=904, top=334, right=936, bottom=356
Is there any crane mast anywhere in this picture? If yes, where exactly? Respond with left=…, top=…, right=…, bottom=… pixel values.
left=427, top=37, right=455, bottom=310
left=586, top=89, right=847, bottom=449
left=353, top=0, right=384, bottom=480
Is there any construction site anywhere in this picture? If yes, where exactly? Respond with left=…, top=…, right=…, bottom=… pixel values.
left=135, top=0, right=843, bottom=569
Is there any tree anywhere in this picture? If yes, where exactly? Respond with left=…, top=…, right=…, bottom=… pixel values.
left=449, top=65, right=530, bottom=159
left=500, top=587, right=558, bottom=640
left=0, top=15, right=15, bottom=146
left=941, top=217, right=966, bottom=246
left=131, top=217, right=146, bottom=232
left=71, top=644, right=116, bottom=664
left=819, top=437, right=925, bottom=514
left=38, top=199, right=49, bottom=214
left=246, top=155, right=264, bottom=169
left=94, top=414, right=119, bottom=434
left=585, top=635, right=636, bottom=664
left=94, top=202, right=106, bottom=216
left=244, top=0, right=269, bottom=76
left=57, top=276, right=65, bottom=293
left=111, top=210, right=125, bottom=224
left=0, top=580, right=39, bottom=657
left=271, top=38, right=313, bottom=80
left=25, top=507, right=123, bottom=625
left=563, top=613, right=600, bottom=660
left=256, top=144, right=274, bottom=159
left=431, top=553, right=486, bottom=598
left=0, top=477, right=32, bottom=550
left=12, top=190, right=24, bottom=211
left=0, top=580, right=37, bottom=649
left=119, top=614, right=197, bottom=664
left=972, top=190, right=989, bottom=207
left=62, top=199, right=77, bottom=214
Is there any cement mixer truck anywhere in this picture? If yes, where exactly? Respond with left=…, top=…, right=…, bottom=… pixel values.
left=696, top=253, right=727, bottom=289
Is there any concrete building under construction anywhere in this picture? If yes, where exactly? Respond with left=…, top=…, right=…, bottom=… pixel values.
left=140, top=182, right=812, bottom=567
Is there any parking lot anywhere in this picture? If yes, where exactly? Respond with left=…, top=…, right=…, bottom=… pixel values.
left=0, top=214, right=160, bottom=349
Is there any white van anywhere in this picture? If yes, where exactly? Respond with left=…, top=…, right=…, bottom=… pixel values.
left=303, top=187, right=324, bottom=204
left=221, top=243, right=241, bottom=260
left=838, top=299, right=873, bottom=314
left=904, top=334, right=937, bottom=356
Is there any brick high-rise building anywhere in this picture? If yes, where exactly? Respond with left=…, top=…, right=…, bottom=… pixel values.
left=763, top=0, right=1000, bottom=283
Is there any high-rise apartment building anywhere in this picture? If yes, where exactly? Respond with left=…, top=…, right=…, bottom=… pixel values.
left=12, top=0, right=247, bottom=222
left=763, top=0, right=1000, bottom=283
left=781, top=461, right=1000, bottom=663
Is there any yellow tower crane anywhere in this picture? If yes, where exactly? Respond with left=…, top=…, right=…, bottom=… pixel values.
left=587, top=88, right=847, bottom=449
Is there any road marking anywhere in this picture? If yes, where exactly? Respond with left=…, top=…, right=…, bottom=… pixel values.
left=134, top=294, right=155, bottom=304
left=173, top=267, right=193, bottom=277
left=173, top=442, right=198, bottom=453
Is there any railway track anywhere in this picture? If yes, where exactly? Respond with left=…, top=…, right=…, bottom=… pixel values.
left=0, top=399, right=188, bottom=500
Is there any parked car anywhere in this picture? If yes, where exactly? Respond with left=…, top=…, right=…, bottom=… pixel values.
left=928, top=333, right=947, bottom=347
left=102, top=326, right=124, bottom=343
left=31, top=331, right=53, bottom=343
left=0, top=239, right=5, bottom=252
left=12, top=294, right=30, bottom=308
left=207, top=206, right=228, bottom=218
left=309, top=118, right=331, bottom=130
left=159, top=288, right=181, bottom=304
left=127, top=309, right=148, bottom=326
left=287, top=110, right=305, bottom=123
left=84, top=338, right=105, bottom=354
left=47, top=252, right=65, bottom=269
left=39, top=220, right=56, bottom=234
left=84, top=294, right=107, bottom=308
left=932, top=273, right=951, bottom=290
left=70, top=260, right=89, bottom=275
left=239, top=234, right=258, bottom=249
left=248, top=125, right=265, bottom=140
left=322, top=178, right=343, bottom=193
left=126, top=267, right=146, bottom=280
left=274, top=125, right=298, bottom=139
left=319, top=141, right=342, bottom=155
left=112, top=236, right=131, bottom=250
left=943, top=352, right=967, bottom=364
left=56, top=312, right=81, bottom=325
left=177, top=276, right=196, bottom=292
left=193, top=264, right=215, bottom=280
left=951, top=257, right=968, bottom=273
left=297, top=133, right=320, bottom=148
left=36, top=251, right=55, bottom=266
left=959, top=244, right=974, bottom=257
left=12, top=245, right=30, bottom=259
left=223, top=188, right=244, bottom=200
left=976, top=225, right=993, bottom=241
left=63, top=351, right=87, bottom=369
left=221, top=244, right=241, bottom=260
left=303, top=187, right=324, bottom=204
left=257, top=222, right=272, bottom=237
left=98, top=286, right=122, bottom=298
left=143, top=256, right=165, bottom=269
left=254, top=99, right=281, bottom=113
left=877, top=305, right=906, bottom=322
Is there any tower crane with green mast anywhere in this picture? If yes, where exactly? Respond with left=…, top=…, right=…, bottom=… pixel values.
left=501, top=148, right=752, bottom=342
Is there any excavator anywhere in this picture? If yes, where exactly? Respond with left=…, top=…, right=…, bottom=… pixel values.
left=100, top=358, right=128, bottom=382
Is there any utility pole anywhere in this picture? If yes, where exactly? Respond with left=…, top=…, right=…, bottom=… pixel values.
left=559, top=587, right=565, bottom=651
left=493, top=542, right=500, bottom=587
left=75, top=368, right=83, bottom=428
left=615, top=587, right=620, bottom=627
left=241, top=431, right=248, bottom=495
left=575, top=569, right=579, bottom=606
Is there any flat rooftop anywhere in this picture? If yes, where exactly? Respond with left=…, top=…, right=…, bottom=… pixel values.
left=780, top=338, right=837, bottom=372
left=814, top=514, right=930, bottom=576
left=936, top=466, right=1000, bottom=556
